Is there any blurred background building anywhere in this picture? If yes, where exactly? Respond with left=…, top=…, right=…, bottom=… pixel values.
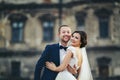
left=0, top=0, right=120, bottom=80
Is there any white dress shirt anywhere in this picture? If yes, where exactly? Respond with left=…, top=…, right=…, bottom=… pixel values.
left=59, top=43, right=67, bottom=64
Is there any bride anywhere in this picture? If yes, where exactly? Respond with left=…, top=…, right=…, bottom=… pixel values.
left=46, top=31, right=93, bottom=80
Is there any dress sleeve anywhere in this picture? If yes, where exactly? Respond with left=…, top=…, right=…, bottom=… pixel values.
left=67, top=46, right=76, bottom=57
left=67, top=46, right=79, bottom=69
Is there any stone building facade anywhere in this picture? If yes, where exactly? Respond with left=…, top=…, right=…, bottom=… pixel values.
left=0, top=0, right=120, bottom=80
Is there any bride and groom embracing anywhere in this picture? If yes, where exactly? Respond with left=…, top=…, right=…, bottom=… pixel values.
left=34, top=25, right=93, bottom=80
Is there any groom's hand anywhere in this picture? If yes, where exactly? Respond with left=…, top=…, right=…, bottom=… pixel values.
left=67, top=64, right=77, bottom=75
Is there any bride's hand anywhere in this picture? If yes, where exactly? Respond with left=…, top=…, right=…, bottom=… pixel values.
left=46, top=61, right=57, bottom=71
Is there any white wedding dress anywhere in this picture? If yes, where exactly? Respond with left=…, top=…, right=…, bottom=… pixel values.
left=55, top=46, right=93, bottom=80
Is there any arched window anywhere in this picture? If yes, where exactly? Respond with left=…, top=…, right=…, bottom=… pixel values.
left=97, top=57, right=111, bottom=77
left=95, top=8, right=112, bottom=38
left=39, top=14, right=55, bottom=42
left=8, top=13, right=27, bottom=43
left=75, top=11, right=86, bottom=30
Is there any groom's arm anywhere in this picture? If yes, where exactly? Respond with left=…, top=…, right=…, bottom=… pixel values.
left=34, top=45, right=50, bottom=80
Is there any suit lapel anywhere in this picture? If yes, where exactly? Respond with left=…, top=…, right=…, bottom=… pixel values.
left=54, top=43, right=60, bottom=66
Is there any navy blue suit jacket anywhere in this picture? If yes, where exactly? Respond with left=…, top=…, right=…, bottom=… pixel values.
left=34, top=43, right=60, bottom=80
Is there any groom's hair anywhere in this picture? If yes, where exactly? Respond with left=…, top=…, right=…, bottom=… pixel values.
left=58, top=25, right=70, bottom=33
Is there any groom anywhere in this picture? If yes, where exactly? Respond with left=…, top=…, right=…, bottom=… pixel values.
left=34, top=25, right=77, bottom=80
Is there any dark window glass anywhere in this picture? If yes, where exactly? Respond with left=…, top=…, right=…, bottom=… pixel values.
left=75, top=12, right=86, bottom=27
left=99, top=18, right=109, bottom=38
left=11, top=22, right=24, bottom=43
left=43, top=21, right=54, bottom=41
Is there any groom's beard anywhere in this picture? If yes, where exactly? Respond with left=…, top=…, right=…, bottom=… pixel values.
left=61, top=40, right=69, bottom=45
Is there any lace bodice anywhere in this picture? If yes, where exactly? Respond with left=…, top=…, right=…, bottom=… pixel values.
left=67, top=46, right=80, bottom=70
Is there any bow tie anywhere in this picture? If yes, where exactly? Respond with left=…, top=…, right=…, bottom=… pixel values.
left=59, top=45, right=68, bottom=51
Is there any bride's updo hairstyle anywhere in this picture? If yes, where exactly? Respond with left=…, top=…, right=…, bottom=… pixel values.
left=72, top=31, right=87, bottom=48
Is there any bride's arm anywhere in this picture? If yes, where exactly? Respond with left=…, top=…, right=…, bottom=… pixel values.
left=46, top=50, right=73, bottom=72
left=67, top=64, right=77, bottom=74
